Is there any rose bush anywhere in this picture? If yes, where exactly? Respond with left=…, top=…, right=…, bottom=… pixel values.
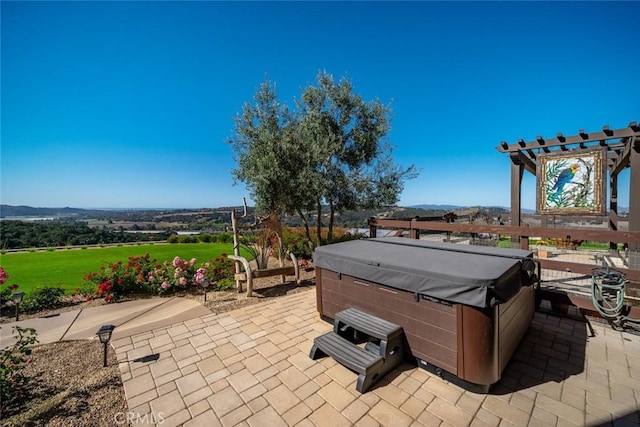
left=0, top=326, right=38, bottom=416
left=85, top=253, right=236, bottom=301
left=0, top=267, right=19, bottom=305
left=85, top=254, right=158, bottom=302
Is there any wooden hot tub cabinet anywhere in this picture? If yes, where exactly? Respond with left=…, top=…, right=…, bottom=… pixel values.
left=313, top=238, right=536, bottom=391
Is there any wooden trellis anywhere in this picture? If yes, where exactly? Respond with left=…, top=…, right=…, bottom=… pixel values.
left=496, top=122, right=640, bottom=269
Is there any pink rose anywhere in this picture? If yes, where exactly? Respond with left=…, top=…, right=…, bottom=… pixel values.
left=194, top=268, right=207, bottom=284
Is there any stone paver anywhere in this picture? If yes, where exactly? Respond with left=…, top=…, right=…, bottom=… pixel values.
left=115, top=289, right=640, bottom=426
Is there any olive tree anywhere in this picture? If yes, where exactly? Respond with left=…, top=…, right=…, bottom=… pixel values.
left=228, top=72, right=417, bottom=246
left=227, top=80, right=318, bottom=243
left=227, top=79, right=293, bottom=215
left=297, top=71, right=417, bottom=243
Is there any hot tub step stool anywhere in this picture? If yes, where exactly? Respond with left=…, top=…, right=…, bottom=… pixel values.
left=310, top=307, right=405, bottom=393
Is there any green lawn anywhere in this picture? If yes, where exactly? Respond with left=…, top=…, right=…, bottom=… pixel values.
left=0, top=243, right=241, bottom=294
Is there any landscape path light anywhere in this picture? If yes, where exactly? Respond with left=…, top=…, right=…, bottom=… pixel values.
left=201, top=277, right=210, bottom=302
left=96, top=324, right=116, bottom=367
left=11, top=291, right=25, bottom=322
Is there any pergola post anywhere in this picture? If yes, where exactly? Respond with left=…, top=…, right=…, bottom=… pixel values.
left=509, top=155, right=524, bottom=249
left=369, top=217, right=377, bottom=239
left=629, top=136, right=640, bottom=269
left=609, top=172, right=618, bottom=252
left=498, top=123, right=639, bottom=260
left=409, top=217, right=420, bottom=240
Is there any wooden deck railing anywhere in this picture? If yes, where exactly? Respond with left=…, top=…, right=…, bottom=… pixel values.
left=367, top=218, right=640, bottom=282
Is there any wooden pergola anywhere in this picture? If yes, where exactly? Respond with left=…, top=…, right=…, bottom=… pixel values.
left=496, top=122, right=640, bottom=270
left=367, top=122, right=640, bottom=320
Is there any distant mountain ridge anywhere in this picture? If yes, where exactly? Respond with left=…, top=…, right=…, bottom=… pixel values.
left=410, top=205, right=629, bottom=214
left=410, top=204, right=536, bottom=214
left=0, top=205, right=232, bottom=218
left=0, top=205, right=89, bottom=217
left=2, top=204, right=626, bottom=219
left=409, top=204, right=465, bottom=211
left=2, top=203, right=515, bottom=218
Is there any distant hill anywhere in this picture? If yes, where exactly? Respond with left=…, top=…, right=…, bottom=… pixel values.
left=411, top=204, right=541, bottom=214
left=1, top=203, right=516, bottom=219
left=410, top=204, right=466, bottom=211
left=0, top=205, right=89, bottom=218
left=4, top=203, right=628, bottom=218
left=410, top=204, right=513, bottom=214
left=0, top=204, right=250, bottom=219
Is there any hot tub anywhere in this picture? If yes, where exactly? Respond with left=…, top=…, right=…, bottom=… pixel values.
left=313, top=237, right=537, bottom=391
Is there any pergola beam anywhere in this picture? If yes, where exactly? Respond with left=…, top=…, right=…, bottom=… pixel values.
left=496, top=123, right=639, bottom=153
left=509, top=151, right=537, bottom=175
left=610, top=135, right=637, bottom=175
left=497, top=121, right=639, bottom=271
left=630, top=134, right=640, bottom=268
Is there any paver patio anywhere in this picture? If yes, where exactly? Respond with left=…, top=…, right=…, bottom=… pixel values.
left=113, top=289, right=640, bottom=426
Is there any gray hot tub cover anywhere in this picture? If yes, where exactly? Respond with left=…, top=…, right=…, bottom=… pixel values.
left=313, top=237, right=534, bottom=309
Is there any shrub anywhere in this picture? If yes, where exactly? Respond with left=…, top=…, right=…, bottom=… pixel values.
left=332, top=229, right=364, bottom=244
left=71, top=285, right=96, bottom=302
left=281, top=227, right=363, bottom=260
left=0, top=326, right=38, bottom=416
left=177, top=235, right=197, bottom=244
left=0, top=286, right=12, bottom=305
left=0, top=267, right=19, bottom=306
left=240, top=230, right=276, bottom=269
left=549, top=237, right=583, bottom=250
left=215, top=278, right=235, bottom=291
left=217, top=232, right=233, bottom=244
left=205, top=255, right=236, bottom=286
left=151, top=256, right=199, bottom=295
left=84, top=254, right=237, bottom=300
left=85, top=254, right=158, bottom=302
left=282, top=228, right=313, bottom=260
left=198, top=233, right=213, bottom=243
left=20, top=286, right=65, bottom=313
left=3, top=266, right=67, bottom=313
left=152, top=255, right=236, bottom=294
left=167, top=235, right=179, bottom=243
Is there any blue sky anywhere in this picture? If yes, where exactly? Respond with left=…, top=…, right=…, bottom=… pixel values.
left=1, top=1, right=638, bottom=210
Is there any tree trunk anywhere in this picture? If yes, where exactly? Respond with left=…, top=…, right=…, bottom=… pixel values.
left=296, top=207, right=312, bottom=244
left=327, top=201, right=335, bottom=244
left=315, top=197, right=323, bottom=245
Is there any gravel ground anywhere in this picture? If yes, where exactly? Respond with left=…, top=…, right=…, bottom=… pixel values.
left=1, top=262, right=317, bottom=426
left=1, top=340, right=129, bottom=427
